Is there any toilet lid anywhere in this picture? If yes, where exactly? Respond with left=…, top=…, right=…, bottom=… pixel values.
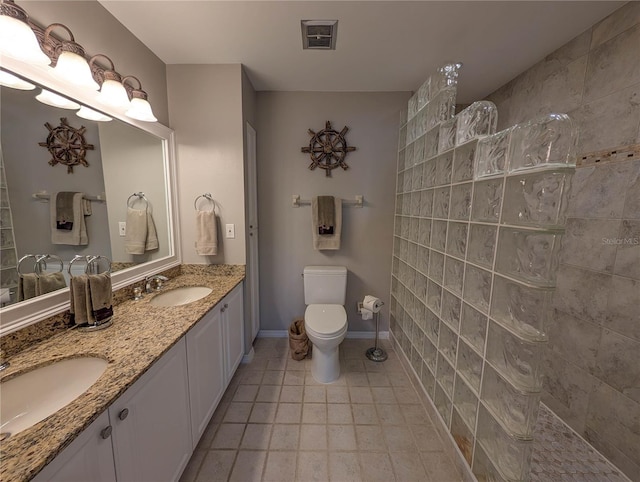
left=305, top=304, right=347, bottom=336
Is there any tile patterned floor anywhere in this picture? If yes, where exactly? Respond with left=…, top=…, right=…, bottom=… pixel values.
left=179, top=337, right=463, bottom=482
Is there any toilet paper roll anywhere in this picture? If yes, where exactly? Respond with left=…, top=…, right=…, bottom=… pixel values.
left=360, top=308, right=374, bottom=320
left=362, top=295, right=383, bottom=314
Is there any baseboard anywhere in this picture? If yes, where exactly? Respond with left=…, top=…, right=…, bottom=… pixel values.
left=257, top=330, right=389, bottom=339
left=241, top=346, right=255, bottom=364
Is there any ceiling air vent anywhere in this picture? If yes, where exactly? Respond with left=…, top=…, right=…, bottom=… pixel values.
left=301, top=20, right=338, bottom=50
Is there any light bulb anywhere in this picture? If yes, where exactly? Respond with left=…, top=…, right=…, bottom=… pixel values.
left=0, top=70, right=35, bottom=90
left=97, top=78, right=130, bottom=109
left=77, top=105, right=111, bottom=122
left=125, top=96, right=157, bottom=122
left=53, top=50, right=100, bottom=90
left=0, top=8, right=50, bottom=66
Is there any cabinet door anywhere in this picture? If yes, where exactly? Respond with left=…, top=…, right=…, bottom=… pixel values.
left=32, top=411, right=116, bottom=482
left=223, top=284, right=244, bottom=382
left=186, top=306, right=225, bottom=447
left=109, top=338, right=192, bottom=482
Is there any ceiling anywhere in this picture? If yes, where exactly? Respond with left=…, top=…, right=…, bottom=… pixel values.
left=99, top=1, right=624, bottom=103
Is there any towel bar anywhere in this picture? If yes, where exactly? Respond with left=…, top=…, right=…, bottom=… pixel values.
left=127, top=192, right=148, bottom=209
left=32, top=191, right=106, bottom=203
left=292, top=194, right=363, bottom=208
left=194, top=193, right=217, bottom=212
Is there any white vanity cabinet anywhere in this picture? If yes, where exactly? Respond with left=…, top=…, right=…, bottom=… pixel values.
left=32, top=411, right=116, bottom=482
left=109, top=338, right=192, bottom=482
left=187, top=283, right=244, bottom=446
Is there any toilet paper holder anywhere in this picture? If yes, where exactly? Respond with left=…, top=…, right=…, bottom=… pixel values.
left=356, top=300, right=388, bottom=362
left=356, top=300, right=385, bottom=314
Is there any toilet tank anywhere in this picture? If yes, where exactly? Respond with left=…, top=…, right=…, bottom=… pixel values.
left=304, top=266, right=347, bottom=305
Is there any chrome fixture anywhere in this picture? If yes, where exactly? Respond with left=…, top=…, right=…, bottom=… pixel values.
left=145, top=275, right=168, bottom=293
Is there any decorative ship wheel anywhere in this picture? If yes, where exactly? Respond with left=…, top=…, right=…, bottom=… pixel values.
left=301, top=121, right=356, bottom=177
left=39, top=118, right=94, bottom=173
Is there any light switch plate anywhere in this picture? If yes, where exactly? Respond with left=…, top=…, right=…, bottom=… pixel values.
left=119, top=222, right=126, bottom=236
left=225, top=224, right=235, bottom=238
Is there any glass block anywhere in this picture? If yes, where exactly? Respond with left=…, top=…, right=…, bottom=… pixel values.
left=399, top=109, right=408, bottom=128
left=486, top=321, right=544, bottom=391
left=396, top=172, right=404, bottom=195
left=502, top=169, right=574, bottom=228
left=408, top=93, right=419, bottom=120
left=471, top=178, right=503, bottom=223
left=423, top=159, right=437, bottom=188
left=438, top=117, right=457, bottom=153
left=414, top=134, right=426, bottom=163
left=395, top=194, right=402, bottom=215
left=411, top=345, right=422, bottom=373
left=430, top=220, right=448, bottom=251
left=454, top=375, right=479, bottom=432
left=437, top=353, right=455, bottom=397
left=398, top=126, right=407, bottom=150
left=444, top=256, right=465, bottom=296
left=490, top=275, right=553, bottom=342
left=455, top=101, right=498, bottom=146
left=407, top=240, right=418, bottom=265
left=428, top=250, right=444, bottom=284
left=441, top=289, right=462, bottom=331
left=433, top=187, right=450, bottom=219
left=0, top=209, right=11, bottom=228
left=467, top=224, right=497, bottom=269
left=417, top=245, right=430, bottom=275
left=457, top=339, right=483, bottom=393
left=460, top=302, right=487, bottom=354
left=434, top=382, right=452, bottom=427
left=450, top=183, right=472, bottom=220
left=417, top=78, right=431, bottom=111
left=415, top=272, right=427, bottom=301
left=452, top=140, right=477, bottom=183
left=407, top=117, right=416, bottom=145
left=463, top=265, right=492, bottom=313
left=401, top=194, right=410, bottom=216
left=403, top=167, right=413, bottom=193
left=508, top=113, right=577, bottom=173
left=410, top=217, right=419, bottom=241
left=427, top=279, right=442, bottom=314
left=495, top=227, right=562, bottom=286
left=397, top=148, right=406, bottom=173
left=421, top=361, right=435, bottom=397
left=481, top=363, right=541, bottom=439
left=472, top=437, right=510, bottom=482
left=475, top=128, right=512, bottom=179
left=0, top=268, right=18, bottom=288
left=425, top=126, right=440, bottom=160
left=431, top=63, right=462, bottom=97
left=451, top=409, right=475, bottom=466
left=427, top=87, right=457, bottom=131
left=418, top=218, right=431, bottom=246
left=419, top=189, right=434, bottom=217
left=477, top=405, right=533, bottom=481
left=446, top=222, right=468, bottom=259
left=425, top=306, right=440, bottom=345
left=400, top=216, right=410, bottom=239
left=412, top=159, right=423, bottom=189
left=434, top=152, right=453, bottom=186
left=406, top=141, right=416, bottom=168
left=438, top=320, right=458, bottom=364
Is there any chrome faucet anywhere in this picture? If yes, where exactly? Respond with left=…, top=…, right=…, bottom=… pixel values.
left=145, top=275, right=168, bottom=293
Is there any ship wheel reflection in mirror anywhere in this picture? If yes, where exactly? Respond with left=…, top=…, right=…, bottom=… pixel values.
left=38, top=117, right=94, bottom=173
left=301, top=120, right=356, bottom=177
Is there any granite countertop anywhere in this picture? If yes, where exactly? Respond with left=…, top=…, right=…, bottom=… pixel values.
left=0, top=264, right=245, bottom=482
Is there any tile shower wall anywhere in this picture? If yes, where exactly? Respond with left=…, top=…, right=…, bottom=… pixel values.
left=390, top=64, right=578, bottom=480
left=486, top=3, right=640, bottom=478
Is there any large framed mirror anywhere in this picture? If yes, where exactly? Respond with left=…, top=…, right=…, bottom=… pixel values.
left=0, top=56, right=180, bottom=336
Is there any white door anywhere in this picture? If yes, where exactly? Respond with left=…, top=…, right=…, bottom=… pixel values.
left=246, top=123, right=260, bottom=342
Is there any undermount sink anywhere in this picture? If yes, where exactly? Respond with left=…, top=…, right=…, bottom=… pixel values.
left=0, top=357, right=108, bottom=439
left=149, top=286, right=213, bottom=307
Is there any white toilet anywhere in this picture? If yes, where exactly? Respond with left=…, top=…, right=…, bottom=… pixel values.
left=303, top=266, right=348, bottom=383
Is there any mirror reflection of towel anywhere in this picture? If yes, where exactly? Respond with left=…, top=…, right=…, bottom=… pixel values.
left=50, top=192, right=89, bottom=245
left=18, top=273, right=38, bottom=301
left=124, top=207, right=158, bottom=254
left=37, top=272, right=67, bottom=295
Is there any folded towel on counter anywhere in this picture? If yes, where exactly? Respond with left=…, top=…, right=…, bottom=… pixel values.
left=18, top=273, right=38, bottom=301
left=312, top=196, right=342, bottom=250
left=124, top=207, right=159, bottom=254
left=36, top=271, right=67, bottom=295
left=50, top=192, right=89, bottom=245
left=70, top=274, right=89, bottom=325
left=86, top=273, right=113, bottom=324
left=195, top=210, right=218, bottom=255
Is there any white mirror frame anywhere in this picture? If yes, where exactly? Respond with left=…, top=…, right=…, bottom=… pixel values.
left=0, top=56, right=181, bottom=336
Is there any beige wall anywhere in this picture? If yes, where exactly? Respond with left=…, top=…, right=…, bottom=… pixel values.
left=25, top=1, right=169, bottom=126
left=256, top=91, right=409, bottom=333
left=167, top=64, right=247, bottom=265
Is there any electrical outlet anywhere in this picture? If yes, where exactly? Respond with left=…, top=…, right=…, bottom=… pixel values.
left=225, top=224, right=235, bottom=239
left=119, top=222, right=126, bottom=236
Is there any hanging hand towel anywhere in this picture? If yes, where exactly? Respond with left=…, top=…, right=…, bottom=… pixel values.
left=312, top=196, right=342, bottom=250
left=18, top=273, right=38, bottom=301
left=125, top=207, right=159, bottom=254
left=36, top=272, right=67, bottom=296
left=70, top=275, right=89, bottom=325
left=86, top=273, right=113, bottom=325
left=195, top=210, right=218, bottom=255
left=145, top=210, right=159, bottom=251
left=50, top=192, right=89, bottom=245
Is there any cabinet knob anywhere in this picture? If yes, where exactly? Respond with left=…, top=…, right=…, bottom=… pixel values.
left=118, top=408, right=129, bottom=421
left=101, top=426, right=112, bottom=439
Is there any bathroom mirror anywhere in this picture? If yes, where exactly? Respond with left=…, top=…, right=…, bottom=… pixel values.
left=0, top=58, right=180, bottom=336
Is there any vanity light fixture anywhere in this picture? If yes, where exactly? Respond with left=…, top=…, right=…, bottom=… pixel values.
left=0, top=0, right=50, bottom=66
left=36, top=88, right=80, bottom=110
left=77, top=105, right=112, bottom=122
left=0, top=70, right=35, bottom=90
left=123, top=76, right=157, bottom=122
left=44, top=23, right=99, bottom=91
left=89, top=54, right=130, bottom=109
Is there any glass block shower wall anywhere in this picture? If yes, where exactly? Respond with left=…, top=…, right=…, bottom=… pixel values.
left=389, top=65, right=578, bottom=481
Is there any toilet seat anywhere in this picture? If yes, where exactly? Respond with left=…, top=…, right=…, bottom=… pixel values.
left=305, top=304, right=347, bottom=338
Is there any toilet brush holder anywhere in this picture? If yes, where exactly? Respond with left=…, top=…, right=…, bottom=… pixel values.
left=360, top=301, right=387, bottom=362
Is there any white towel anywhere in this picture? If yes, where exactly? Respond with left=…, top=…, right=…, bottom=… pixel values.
left=124, top=207, right=159, bottom=254
left=312, top=197, right=342, bottom=250
left=195, top=210, right=218, bottom=255
left=50, top=192, right=88, bottom=245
